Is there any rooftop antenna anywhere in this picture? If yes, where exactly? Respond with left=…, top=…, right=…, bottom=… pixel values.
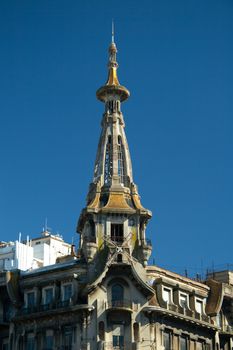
left=112, top=19, right=115, bottom=43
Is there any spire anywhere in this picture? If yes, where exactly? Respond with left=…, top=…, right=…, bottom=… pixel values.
left=77, top=32, right=152, bottom=267
left=112, top=19, right=114, bottom=44
left=96, top=24, right=130, bottom=102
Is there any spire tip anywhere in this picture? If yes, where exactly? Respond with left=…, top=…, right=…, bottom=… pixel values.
left=112, top=20, right=114, bottom=43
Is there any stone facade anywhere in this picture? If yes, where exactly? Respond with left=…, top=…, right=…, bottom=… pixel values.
left=0, top=37, right=232, bottom=350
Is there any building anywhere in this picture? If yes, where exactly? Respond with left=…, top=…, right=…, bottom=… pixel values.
left=0, top=35, right=233, bottom=350
left=0, top=231, right=71, bottom=271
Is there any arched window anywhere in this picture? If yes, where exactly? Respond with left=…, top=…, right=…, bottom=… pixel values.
left=112, top=284, right=124, bottom=306
left=104, top=136, right=113, bottom=184
left=117, top=136, right=126, bottom=184
left=133, top=322, right=140, bottom=342
left=98, top=321, right=105, bottom=341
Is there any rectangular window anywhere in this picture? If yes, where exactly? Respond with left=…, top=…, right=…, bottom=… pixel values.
left=195, top=299, right=203, bottom=314
left=112, top=324, right=124, bottom=348
left=113, top=335, right=124, bottom=347
left=44, top=288, right=53, bottom=305
left=180, top=336, right=188, bottom=350
left=26, top=335, right=35, bottom=350
left=63, top=284, right=72, bottom=301
left=164, top=331, right=171, bottom=350
left=111, top=224, right=124, bottom=243
left=64, top=327, right=73, bottom=348
left=44, top=330, right=54, bottom=350
left=163, top=287, right=172, bottom=304
left=27, top=292, right=35, bottom=308
left=2, top=341, right=9, bottom=350
left=180, top=293, right=188, bottom=309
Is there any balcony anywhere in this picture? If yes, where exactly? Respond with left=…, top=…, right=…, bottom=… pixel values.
left=16, top=300, right=94, bottom=318
left=107, top=299, right=133, bottom=312
left=19, top=301, right=72, bottom=316
left=103, top=342, right=133, bottom=350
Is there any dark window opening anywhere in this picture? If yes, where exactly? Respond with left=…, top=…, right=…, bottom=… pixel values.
left=112, top=284, right=124, bottom=305
left=113, top=335, right=124, bottom=348
left=99, top=321, right=105, bottom=341
left=104, top=136, right=113, bottom=184
left=117, top=254, right=122, bottom=263
left=164, top=331, right=171, bottom=350
left=117, top=136, right=126, bottom=184
left=133, top=322, right=140, bottom=342
left=111, top=224, right=124, bottom=243
left=180, top=336, right=188, bottom=350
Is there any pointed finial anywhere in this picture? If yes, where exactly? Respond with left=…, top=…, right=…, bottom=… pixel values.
left=112, top=20, right=114, bottom=43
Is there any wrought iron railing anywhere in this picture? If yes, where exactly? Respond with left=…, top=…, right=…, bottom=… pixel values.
left=110, top=236, right=124, bottom=245
left=107, top=299, right=132, bottom=310
left=103, top=342, right=133, bottom=350
left=18, top=300, right=73, bottom=316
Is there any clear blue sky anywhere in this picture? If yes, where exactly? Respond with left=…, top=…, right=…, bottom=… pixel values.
left=0, top=0, right=232, bottom=277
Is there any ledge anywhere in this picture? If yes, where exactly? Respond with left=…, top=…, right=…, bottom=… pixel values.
left=142, top=305, right=217, bottom=330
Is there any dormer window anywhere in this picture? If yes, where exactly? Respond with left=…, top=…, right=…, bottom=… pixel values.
left=162, top=287, right=172, bottom=304
left=195, top=298, right=204, bottom=314
left=179, top=293, right=189, bottom=309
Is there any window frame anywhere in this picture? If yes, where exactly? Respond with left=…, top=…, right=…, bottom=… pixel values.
left=179, top=292, right=189, bottom=309
left=162, top=286, right=173, bottom=304
left=25, top=291, right=35, bottom=308
left=195, top=297, right=204, bottom=314
left=43, top=286, right=54, bottom=305
left=62, top=282, right=73, bottom=302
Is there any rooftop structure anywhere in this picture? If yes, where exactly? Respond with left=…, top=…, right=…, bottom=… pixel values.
left=0, top=231, right=71, bottom=271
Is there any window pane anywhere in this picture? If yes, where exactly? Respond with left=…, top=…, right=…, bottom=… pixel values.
left=164, top=331, right=171, bottom=350
left=45, top=335, right=53, bottom=349
left=180, top=336, right=188, bottom=350
left=163, top=288, right=171, bottom=303
left=196, top=300, right=203, bottom=314
left=26, top=337, right=35, bottom=350
left=111, top=224, right=124, bottom=243
left=45, top=288, right=53, bottom=305
left=27, top=292, right=35, bottom=307
left=2, top=343, right=9, bottom=350
left=63, top=284, right=72, bottom=301
left=64, top=328, right=72, bottom=346
left=112, top=284, right=124, bottom=303
left=180, top=294, right=188, bottom=309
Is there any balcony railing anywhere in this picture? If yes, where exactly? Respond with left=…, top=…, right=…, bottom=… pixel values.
left=103, top=342, right=133, bottom=350
left=18, top=300, right=73, bottom=316
left=110, top=236, right=124, bottom=245
left=107, top=299, right=132, bottom=310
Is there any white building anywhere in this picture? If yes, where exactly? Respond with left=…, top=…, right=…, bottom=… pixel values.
left=0, top=230, right=71, bottom=271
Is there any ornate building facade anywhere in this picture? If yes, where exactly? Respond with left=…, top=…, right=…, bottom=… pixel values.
left=0, top=36, right=233, bottom=350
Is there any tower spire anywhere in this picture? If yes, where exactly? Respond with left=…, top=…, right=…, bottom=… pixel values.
left=77, top=34, right=152, bottom=267
left=96, top=27, right=129, bottom=102
left=112, top=20, right=114, bottom=44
